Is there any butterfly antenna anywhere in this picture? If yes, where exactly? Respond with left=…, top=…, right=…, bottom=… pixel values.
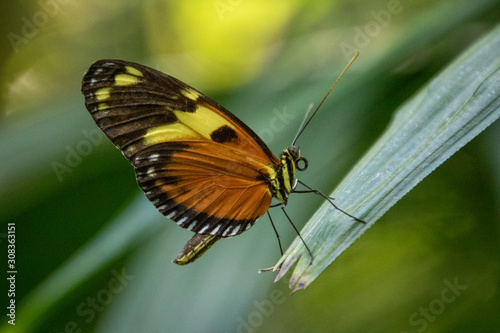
left=292, top=51, right=359, bottom=146
left=291, top=103, right=314, bottom=146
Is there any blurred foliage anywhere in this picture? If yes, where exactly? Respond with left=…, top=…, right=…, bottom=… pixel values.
left=0, top=0, right=499, bottom=332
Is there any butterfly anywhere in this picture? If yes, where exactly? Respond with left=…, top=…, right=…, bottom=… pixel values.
left=81, top=54, right=362, bottom=266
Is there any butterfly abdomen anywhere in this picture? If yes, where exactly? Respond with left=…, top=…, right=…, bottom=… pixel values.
left=173, top=234, right=221, bottom=265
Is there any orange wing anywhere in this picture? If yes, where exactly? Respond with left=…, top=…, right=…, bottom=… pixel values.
left=82, top=60, right=280, bottom=237
left=135, top=141, right=273, bottom=236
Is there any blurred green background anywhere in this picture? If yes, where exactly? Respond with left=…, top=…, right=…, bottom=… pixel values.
left=1, top=0, right=499, bottom=332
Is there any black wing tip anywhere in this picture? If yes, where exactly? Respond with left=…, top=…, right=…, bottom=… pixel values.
left=89, top=59, right=127, bottom=68
left=81, top=59, right=135, bottom=94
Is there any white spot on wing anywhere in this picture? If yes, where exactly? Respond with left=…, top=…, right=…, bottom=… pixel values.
left=149, top=153, right=160, bottom=162
left=229, top=224, right=241, bottom=236
left=178, top=217, right=188, bottom=226
left=198, top=225, right=210, bottom=233
left=211, top=225, right=221, bottom=234
left=167, top=211, right=176, bottom=219
left=147, top=167, right=156, bottom=177
left=186, top=220, right=197, bottom=230
left=222, top=227, right=232, bottom=237
left=245, top=223, right=252, bottom=231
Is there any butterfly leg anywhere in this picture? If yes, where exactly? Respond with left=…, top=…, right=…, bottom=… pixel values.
left=294, top=180, right=366, bottom=224
left=258, top=212, right=285, bottom=273
left=280, top=207, right=314, bottom=265
left=267, top=211, right=284, bottom=257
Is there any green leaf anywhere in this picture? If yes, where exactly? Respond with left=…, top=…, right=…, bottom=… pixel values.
left=274, top=23, right=500, bottom=291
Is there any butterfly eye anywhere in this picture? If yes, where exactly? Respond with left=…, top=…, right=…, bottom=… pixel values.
left=296, top=157, right=308, bottom=171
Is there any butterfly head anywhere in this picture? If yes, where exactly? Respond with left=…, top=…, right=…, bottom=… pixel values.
left=282, top=145, right=308, bottom=173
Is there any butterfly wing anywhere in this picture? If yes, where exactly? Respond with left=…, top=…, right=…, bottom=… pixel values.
left=81, top=60, right=279, bottom=237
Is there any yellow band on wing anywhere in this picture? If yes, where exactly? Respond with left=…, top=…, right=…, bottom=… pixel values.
left=95, top=87, right=111, bottom=101
left=143, top=122, right=203, bottom=144
left=125, top=65, right=144, bottom=77
left=115, top=73, right=141, bottom=86
left=143, top=104, right=237, bottom=144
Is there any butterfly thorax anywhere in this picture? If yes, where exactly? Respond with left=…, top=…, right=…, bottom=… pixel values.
left=270, top=145, right=301, bottom=204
